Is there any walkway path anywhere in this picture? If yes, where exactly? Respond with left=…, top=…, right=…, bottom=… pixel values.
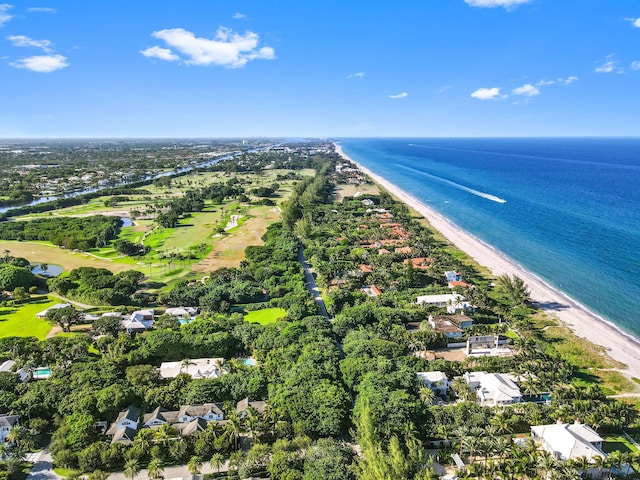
left=297, top=245, right=329, bottom=320
left=26, top=447, right=60, bottom=480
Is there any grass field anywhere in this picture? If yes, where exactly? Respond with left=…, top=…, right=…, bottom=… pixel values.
left=244, top=308, right=287, bottom=325
left=162, top=209, right=224, bottom=251
left=0, top=241, right=138, bottom=274
left=334, top=182, right=380, bottom=201
left=0, top=296, right=56, bottom=339
left=192, top=205, right=280, bottom=273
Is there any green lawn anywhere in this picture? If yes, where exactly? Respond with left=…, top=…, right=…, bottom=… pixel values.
left=0, top=296, right=56, bottom=339
left=162, top=209, right=224, bottom=251
left=244, top=308, right=287, bottom=325
left=603, top=435, right=638, bottom=454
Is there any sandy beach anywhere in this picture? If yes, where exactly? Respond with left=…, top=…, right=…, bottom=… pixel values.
left=335, top=143, right=640, bottom=381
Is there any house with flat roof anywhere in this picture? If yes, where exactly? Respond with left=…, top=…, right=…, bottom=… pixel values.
left=427, top=315, right=474, bottom=338
left=531, top=422, right=606, bottom=463
left=159, top=358, right=224, bottom=379
left=463, top=371, right=522, bottom=406
left=417, top=371, right=450, bottom=396
left=416, top=293, right=470, bottom=314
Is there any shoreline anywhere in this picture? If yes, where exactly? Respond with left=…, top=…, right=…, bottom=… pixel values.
left=335, top=142, right=640, bottom=381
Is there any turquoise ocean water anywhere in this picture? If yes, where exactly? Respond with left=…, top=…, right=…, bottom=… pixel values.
left=339, top=138, right=640, bottom=340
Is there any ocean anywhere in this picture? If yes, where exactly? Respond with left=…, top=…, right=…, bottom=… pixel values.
left=339, top=138, right=640, bottom=339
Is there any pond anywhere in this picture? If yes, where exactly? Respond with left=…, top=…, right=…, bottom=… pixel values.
left=31, top=263, right=64, bottom=277
left=120, top=217, right=133, bottom=227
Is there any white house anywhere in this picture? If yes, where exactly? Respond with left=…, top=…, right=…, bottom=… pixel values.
left=463, top=371, right=522, bottom=406
left=416, top=293, right=471, bottom=314
left=531, top=422, right=606, bottom=462
left=164, top=307, right=197, bottom=319
left=122, top=309, right=154, bottom=333
left=417, top=371, right=450, bottom=396
left=105, top=405, right=140, bottom=437
left=0, top=360, right=29, bottom=383
left=0, top=414, right=20, bottom=443
left=159, top=358, right=224, bottom=379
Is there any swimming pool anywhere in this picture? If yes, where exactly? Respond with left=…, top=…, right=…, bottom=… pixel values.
left=32, top=367, right=51, bottom=379
left=243, top=358, right=257, bottom=367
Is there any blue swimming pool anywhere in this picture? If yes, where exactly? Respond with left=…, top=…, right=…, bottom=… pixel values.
left=33, top=367, right=51, bottom=379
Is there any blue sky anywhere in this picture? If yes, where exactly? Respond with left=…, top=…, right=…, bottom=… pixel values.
left=1, top=0, right=639, bottom=137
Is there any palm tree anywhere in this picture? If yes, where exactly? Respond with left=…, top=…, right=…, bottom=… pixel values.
left=147, top=458, right=164, bottom=480
left=225, top=410, right=243, bottom=451
left=592, top=454, right=606, bottom=479
left=154, top=423, right=179, bottom=445
left=0, top=442, right=9, bottom=461
left=187, top=456, right=202, bottom=479
left=210, top=452, right=225, bottom=473
left=88, top=471, right=109, bottom=480
left=124, top=458, right=140, bottom=480
left=133, top=426, right=155, bottom=454
left=228, top=450, right=244, bottom=474
left=6, top=425, right=22, bottom=446
left=419, top=387, right=436, bottom=406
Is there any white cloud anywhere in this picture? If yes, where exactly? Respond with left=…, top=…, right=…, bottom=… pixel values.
left=470, top=87, right=502, bottom=100
left=558, top=75, right=578, bottom=84
left=464, top=0, right=531, bottom=9
left=0, top=3, right=13, bottom=26
left=27, top=7, right=56, bottom=13
left=143, top=26, right=275, bottom=68
left=7, top=34, right=53, bottom=52
left=233, top=12, right=246, bottom=19
left=631, top=61, right=640, bottom=71
left=625, top=17, right=640, bottom=28
left=347, top=71, right=364, bottom=79
left=10, top=53, right=69, bottom=72
left=595, top=60, right=615, bottom=73
left=512, top=83, right=540, bottom=96
left=536, top=79, right=555, bottom=86
left=438, top=85, right=452, bottom=93
left=388, top=92, right=408, bottom=99
left=139, top=45, right=179, bottom=62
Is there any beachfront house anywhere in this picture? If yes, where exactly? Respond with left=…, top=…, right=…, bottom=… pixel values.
left=531, top=421, right=606, bottom=466
left=427, top=315, right=474, bottom=338
left=417, top=371, right=450, bottom=396
left=463, top=371, right=522, bottom=407
left=416, top=293, right=470, bottom=314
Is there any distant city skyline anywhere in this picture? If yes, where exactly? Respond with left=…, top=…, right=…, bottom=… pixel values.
left=1, top=0, right=639, bottom=138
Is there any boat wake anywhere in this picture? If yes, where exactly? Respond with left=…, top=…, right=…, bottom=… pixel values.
left=396, top=164, right=507, bottom=204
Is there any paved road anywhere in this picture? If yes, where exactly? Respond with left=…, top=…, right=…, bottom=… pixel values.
left=297, top=245, right=330, bottom=320
left=26, top=448, right=60, bottom=480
